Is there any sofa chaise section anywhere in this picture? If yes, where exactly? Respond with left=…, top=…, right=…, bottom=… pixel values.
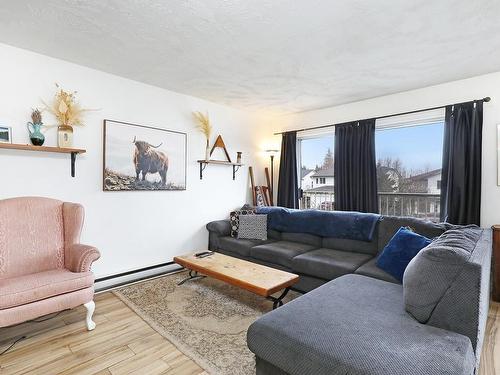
left=247, top=274, right=476, bottom=375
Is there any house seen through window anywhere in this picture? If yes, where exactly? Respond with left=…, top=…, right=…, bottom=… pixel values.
left=298, top=134, right=334, bottom=210
left=298, top=112, right=445, bottom=221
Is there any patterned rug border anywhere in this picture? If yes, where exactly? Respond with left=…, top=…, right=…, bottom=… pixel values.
left=112, top=273, right=218, bottom=375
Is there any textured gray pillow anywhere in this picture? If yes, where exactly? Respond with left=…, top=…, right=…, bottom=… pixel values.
left=238, top=214, right=267, bottom=240
left=403, top=227, right=482, bottom=323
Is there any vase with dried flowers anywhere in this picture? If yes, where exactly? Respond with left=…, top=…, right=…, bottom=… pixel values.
left=42, top=83, right=91, bottom=148
left=193, top=111, right=212, bottom=160
left=27, top=108, right=45, bottom=146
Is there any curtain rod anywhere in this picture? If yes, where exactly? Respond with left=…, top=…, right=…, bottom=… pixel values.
left=273, top=97, right=491, bottom=136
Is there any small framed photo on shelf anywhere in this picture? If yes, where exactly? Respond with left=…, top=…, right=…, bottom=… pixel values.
left=0, top=126, right=12, bottom=144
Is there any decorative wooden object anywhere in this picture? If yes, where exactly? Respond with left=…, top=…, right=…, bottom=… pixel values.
left=265, top=167, right=274, bottom=205
left=254, top=186, right=271, bottom=206
left=0, top=143, right=86, bottom=177
left=492, top=225, right=500, bottom=302
left=197, top=159, right=242, bottom=180
left=249, top=166, right=257, bottom=205
left=174, top=252, right=299, bottom=297
left=209, top=135, right=231, bottom=162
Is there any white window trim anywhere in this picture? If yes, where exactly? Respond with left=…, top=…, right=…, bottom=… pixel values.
left=297, top=127, right=334, bottom=140
left=375, top=108, right=445, bottom=131
left=295, top=108, right=445, bottom=138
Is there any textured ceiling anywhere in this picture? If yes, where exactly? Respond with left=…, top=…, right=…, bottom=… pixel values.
left=1, top=1, right=500, bottom=114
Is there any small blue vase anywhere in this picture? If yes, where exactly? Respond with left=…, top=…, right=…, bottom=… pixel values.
left=27, top=122, right=45, bottom=146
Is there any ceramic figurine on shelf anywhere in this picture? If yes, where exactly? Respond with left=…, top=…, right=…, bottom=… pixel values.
left=236, top=152, right=242, bottom=164
left=27, top=108, right=45, bottom=146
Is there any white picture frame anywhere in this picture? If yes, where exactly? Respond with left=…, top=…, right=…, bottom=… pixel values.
left=0, top=126, right=12, bottom=144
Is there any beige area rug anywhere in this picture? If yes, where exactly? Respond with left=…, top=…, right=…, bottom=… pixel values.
left=113, top=271, right=298, bottom=375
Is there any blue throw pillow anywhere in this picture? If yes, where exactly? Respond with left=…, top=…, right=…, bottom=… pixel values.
left=376, top=227, right=432, bottom=282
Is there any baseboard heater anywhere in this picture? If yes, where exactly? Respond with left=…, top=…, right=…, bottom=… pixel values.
left=95, top=261, right=183, bottom=292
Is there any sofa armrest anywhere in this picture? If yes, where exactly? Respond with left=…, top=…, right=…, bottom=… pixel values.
left=206, top=220, right=231, bottom=236
left=67, top=244, right=101, bottom=273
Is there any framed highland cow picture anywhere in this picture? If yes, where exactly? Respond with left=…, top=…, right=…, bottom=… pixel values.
left=103, top=120, right=187, bottom=191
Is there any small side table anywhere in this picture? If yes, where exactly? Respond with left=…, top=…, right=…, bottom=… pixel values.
left=491, top=225, right=500, bottom=302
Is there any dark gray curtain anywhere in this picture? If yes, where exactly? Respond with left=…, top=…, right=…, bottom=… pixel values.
left=334, top=119, right=378, bottom=213
left=440, top=101, right=483, bottom=225
left=277, top=131, right=299, bottom=208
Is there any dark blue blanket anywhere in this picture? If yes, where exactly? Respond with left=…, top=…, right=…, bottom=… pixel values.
left=256, top=207, right=381, bottom=242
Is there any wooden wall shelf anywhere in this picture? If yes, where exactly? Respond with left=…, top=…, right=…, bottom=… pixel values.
left=0, top=143, right=86, bottom=177
left=197, top=160, right=243, bottom=180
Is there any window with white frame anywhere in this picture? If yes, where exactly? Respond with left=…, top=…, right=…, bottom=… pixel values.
left=296, top=109, right=445, bottom=218
left=375, top=108, right=445, bottom=221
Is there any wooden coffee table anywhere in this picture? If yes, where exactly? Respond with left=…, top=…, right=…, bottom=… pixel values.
left=174, top=252, right=299, bottom=309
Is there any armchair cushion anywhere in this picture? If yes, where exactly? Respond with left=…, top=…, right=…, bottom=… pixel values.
left=0, top=269, right=94, bottom=309
left=67, top=244, right=101, bottom=273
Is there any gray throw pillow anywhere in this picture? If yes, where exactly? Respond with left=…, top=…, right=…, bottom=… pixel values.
left=238, top=214, right=267, bottom=240
left=403, top=227, right=482, bottom=323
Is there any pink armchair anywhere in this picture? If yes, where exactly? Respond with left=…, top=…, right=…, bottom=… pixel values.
left=0, top=197, right=100, bottom=330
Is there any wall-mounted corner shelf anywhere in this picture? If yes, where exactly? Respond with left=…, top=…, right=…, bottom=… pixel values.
left=197, top=160, right=243, bottom=180
left=0, top=143, right=86, bottom=177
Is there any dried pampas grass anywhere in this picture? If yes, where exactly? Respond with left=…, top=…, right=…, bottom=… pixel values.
left=193, top=111, right=212, bottom=140
left=42, top=83, right=93, bottom=127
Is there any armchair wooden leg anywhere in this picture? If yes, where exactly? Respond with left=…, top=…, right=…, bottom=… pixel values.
left=83, top=300, right=96, bottom=331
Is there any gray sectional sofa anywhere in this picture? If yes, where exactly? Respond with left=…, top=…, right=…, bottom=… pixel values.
left=207, top=214, right=446, bottom=292
left=206, top=212, right=492, bottom=375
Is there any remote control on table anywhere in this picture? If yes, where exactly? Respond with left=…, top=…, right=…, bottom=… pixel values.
left=195, top=251, right=214, bottom=258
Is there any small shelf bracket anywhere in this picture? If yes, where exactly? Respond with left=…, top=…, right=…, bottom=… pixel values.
left=199, top=161, right=208, bottom=180
left=70, top=152, right=77, bottom=177
left=233, top=164, right=241, bottom=180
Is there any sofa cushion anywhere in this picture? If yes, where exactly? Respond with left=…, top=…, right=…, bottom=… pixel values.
left=251, top=241, right=317, bottom=268
left=354, top=258, right=399, bottom=284
left=293, top=248, right=372, bottom=280
left=0, top=269, right=94, bottom=309
left=322, top=235, right=378, bottom=255
left=281, top=232, right=322, bottom=247
left=376, top=227, right=432, bottom=282
left=377, top=215, right=445, bottom=252
left=218, top=236, right=272, bottom=258
left=403, top=227, right=482, bottom=323
left=268, top=229, right=281, bottom=240
left=247, top=274, right=475, bottom=375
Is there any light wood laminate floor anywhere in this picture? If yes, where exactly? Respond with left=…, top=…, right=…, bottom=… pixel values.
left=0, top=293, right=205, bottom=375
left=0, top=293, right=498, bottom=374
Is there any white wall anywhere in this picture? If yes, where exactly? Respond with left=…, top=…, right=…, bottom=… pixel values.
left=270, top=72, right=500, bottom=227
left=0, top=43, right=268, bottom=278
